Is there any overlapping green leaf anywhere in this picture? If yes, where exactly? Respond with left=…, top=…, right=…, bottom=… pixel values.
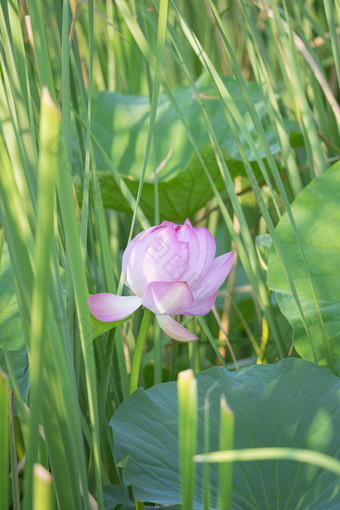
left=88, top=74, right=287, bottom=178
left=267, top=162, right=340, bottom=371
left=111, top=359, right=340, bottom=509
left=74, top=75, right=303, bottom=222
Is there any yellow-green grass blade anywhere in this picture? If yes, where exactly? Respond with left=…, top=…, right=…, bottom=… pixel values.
left=324, top=0, right=340, bottom=105
left=26, top=0, right=56, bottom=98
left=271, top=0, right=327, bottom=176
left=169, top=0, right=331, bottom=362
left=233, top=3, right=303, bottom=196
left=23, top=89, right=60, bottom=510
left=33, top=464, right=52, bottom=510
left=1, top=1, right=37, bottom=162
left=0, top=136, right=34, bottom=334
left=79, top=0, right=94, bottom=259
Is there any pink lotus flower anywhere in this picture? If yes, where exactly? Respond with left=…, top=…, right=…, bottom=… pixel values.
left=89, top=219, right=234, bottom=342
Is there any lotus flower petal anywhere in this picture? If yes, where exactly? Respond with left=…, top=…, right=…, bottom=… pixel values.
left=123, top=227, right=190, bottom=297
left=194, top=225, right=216, bottom=277
left=156, top=315, right=198, bottom=342
left=88, top=293, right=142, bottom=322
left=174, top=219, right=201, bottom=287
left=142, top=281, right=194, bottom=315
left=192, top=251, right=234, bottom=301
left=182, top=291, right=218, bottom=316
left=159, top=220, right=178, bottom=229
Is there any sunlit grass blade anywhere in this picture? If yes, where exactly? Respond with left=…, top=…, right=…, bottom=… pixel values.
left=0, top=370, right=9, bottom=510
left=0, top=2, right=37, bottom=212
left=178, top=369, right=197, bottom=510
left=194, top=447, right=340, bottom=477
left=229, top=3, right=334, bottom=368
left=33, top=464, right=52, bottom=510
left=56, top=89, right=104, bottom=510
left=270, top=1, right=327, bottom=176
left=324, top=0, right=340, bottom=100
left=233, top=3, right=303, bottom=197
left=23, top=88, right=59, bottom=510
left=129, top=308, right=153, bottom=395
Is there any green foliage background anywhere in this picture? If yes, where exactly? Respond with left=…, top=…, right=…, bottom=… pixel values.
left=0, top=0, right=339, bottom=508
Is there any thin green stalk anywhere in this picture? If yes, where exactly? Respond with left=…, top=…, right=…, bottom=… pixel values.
left=0, top=370, right=9, bottom=510
left=203, top=390, right=211, bottom=510
left=178, top=369, right=197, bottom=510
left=218, top=397, right=234, bottom=510
left=129, top=308, right=153, bottom=395
left=98, top=328, right=117, bottom=423
left=197, top=317, right=227, bottom=368
left=8, top=392, right=20, bottom=510
left=153, top=325, right=163, bottom=385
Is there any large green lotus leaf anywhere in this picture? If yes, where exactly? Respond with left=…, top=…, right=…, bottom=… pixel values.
left=74, top=75, right=302, bottom=222
left=111, top=359, right=340, bottom=509
left=75, top=75, right=302, bottom=222
left=0, top=243, right=29, bottom=400
left=267, top=162, right=340, bottom=372
left=89, top=74, right=297, bottom=179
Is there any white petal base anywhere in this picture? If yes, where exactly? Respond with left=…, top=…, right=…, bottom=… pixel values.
left=157, top=315, right=198, bottom=343
left=89, top=293, right=142, bottom=322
